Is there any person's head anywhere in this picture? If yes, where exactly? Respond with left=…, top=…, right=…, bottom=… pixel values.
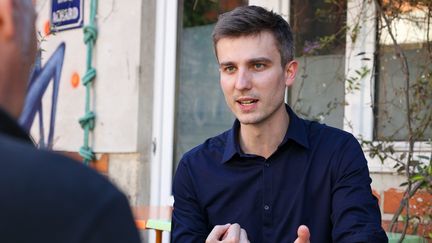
left=213, top=6, right=298, bottom=127
left=0, top=0, right=37, bottom=119
left=212, top=5, right=294, bottom=68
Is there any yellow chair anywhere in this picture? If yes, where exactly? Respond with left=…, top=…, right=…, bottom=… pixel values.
left=133, top=206, right=172, bottom=243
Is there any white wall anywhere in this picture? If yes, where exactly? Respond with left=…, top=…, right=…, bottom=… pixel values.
left=33, top=0, right=157, bottom=210
left=34, top=0, right=142, bottom=152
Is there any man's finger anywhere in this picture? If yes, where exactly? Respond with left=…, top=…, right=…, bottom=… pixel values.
left=224, top=223, right=241, bottom=241
left=240, top=228, right=250, bottom=243
left=206, top=224, right=231, bottom=242
left=294, top=225, right=310, bottom=243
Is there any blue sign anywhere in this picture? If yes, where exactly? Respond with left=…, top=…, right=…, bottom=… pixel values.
left=51, top=0, right=83, bottom=32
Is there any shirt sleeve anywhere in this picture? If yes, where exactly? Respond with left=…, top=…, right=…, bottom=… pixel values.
left=331, top=135, right=388, bottom=243
left=171, top=158, right=209, bottom=242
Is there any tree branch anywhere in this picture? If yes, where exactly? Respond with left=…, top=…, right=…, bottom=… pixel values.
left=374, top=1, right=416, bottom=241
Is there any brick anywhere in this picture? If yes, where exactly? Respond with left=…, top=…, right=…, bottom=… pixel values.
left=60, top=151, right=82, bottom=162
left=57, top=151, right=109, bottom=174
left=382, top=219, right=403, bottom=232
left=383, top=188, right=432, bottom=240
left=409, top=191, right=432, bottom=217
left=90, top=153, right=109, bottom=174
left=384, top=188, right=404, bottom=214
left=383, top=219, right=432, bottom=240
left=384, top=188, right=432, bottom=215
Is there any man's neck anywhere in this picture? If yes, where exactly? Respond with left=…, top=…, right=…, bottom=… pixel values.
left=238, top=105, right=289, bottom=159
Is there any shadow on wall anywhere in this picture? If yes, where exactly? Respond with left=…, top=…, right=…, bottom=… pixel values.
left=19, top=42, right=66, bottom=149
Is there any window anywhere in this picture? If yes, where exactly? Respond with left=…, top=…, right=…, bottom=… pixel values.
left=375, top=2, right=432, bottom=140
left=174, top=0, right=248, bottom=171
left=289, top=0, right=347, bottom=129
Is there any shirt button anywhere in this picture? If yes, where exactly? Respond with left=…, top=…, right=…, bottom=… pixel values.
left=264, top=163, right=270, bottom=167
left=264, top=205, right=270, bottom=210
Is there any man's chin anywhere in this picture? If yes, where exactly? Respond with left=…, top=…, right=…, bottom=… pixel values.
left=237, top=115, right=262, bottom=126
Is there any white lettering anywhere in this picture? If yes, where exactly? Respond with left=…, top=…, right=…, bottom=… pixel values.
left=52, top=7, right=79, bottom=23
left=57, top=0, right=73, bottom=3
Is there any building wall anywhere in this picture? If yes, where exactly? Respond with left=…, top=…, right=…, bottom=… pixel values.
left=33, top=0, right=155, bottom=206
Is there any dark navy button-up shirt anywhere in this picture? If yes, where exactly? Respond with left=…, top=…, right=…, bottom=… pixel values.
left=172, top=105, right=387, bottom=243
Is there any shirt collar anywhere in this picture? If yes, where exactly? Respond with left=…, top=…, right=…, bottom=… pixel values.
left=281, top=105, right=310, bottom=149
left=221, top=119, right=241, bottom=163
left=221, top=104, right=310, bottom=164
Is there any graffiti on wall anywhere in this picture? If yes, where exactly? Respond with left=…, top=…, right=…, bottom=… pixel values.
left=19, top=42, right=66, bottom=149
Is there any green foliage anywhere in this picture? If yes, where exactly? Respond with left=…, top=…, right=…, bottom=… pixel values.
left=183, top=0, right=219, bottom=27
left=346, top=66, right=370, bottom=93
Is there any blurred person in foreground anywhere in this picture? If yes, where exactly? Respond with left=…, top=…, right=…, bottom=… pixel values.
left=171, top=5, right=388, bottom=243
left=0, top=0, right=140, bottom=242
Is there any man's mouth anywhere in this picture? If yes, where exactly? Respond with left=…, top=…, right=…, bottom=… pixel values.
left=237, top=98, right=258, bottom=105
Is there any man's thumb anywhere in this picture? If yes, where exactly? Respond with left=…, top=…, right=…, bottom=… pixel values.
left=296, top=225, right=310, bottom=243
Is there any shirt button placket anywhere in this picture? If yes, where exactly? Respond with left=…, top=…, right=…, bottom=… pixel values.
left=262, top=160, right=272, bottom=241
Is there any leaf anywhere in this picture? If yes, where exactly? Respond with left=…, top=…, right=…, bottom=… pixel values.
left=417, top=155, right=430, bottom=161
left=400, top=181, right=409, bottom=186
left=410, top=175, right=424, bottom=181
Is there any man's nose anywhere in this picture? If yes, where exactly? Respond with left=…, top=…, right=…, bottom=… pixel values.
left=234, top=68, right=252, bottom=90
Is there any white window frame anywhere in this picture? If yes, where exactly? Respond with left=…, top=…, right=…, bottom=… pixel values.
left=150, top=0, right=177, bottom=207
left=345, top=0, right=431, bottom=172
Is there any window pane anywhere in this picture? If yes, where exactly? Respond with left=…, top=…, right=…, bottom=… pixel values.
left=174, top=0, right=247, bottom=171
left=289, top=0, right=346, bottom=129
left=375, top=2, right=432, bottom=140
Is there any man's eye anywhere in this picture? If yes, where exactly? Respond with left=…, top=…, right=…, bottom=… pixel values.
left=254, top=63, right=265, bottom=70
left=224, top=66, right=236, bottom=73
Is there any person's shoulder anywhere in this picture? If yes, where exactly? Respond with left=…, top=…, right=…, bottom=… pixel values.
left=0, top=133, right=124, bottom=201
left=301, top=120, right=367, bottom=174
left=307, top=120, right=355, bottom=141
left=303, top=119, right=359, bottom=151
left=0, top=135, right=138, bottom=242
left=181, top=129, right=230, bottom=164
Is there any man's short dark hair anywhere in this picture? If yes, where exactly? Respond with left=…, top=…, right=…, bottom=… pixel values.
left=212, top=5, right=294, bottom=67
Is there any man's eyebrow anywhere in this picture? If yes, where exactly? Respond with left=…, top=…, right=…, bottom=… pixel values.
left=248, top=57, right=272, bottom=64
left=219, top=61, right=235, bottom=67
left=219, top=58, right=272, bottom=67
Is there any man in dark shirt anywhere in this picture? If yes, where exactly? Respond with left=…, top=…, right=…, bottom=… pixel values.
left=0, top=1, right=141, bottom=242
left=171, top=5, right=388, bottom=243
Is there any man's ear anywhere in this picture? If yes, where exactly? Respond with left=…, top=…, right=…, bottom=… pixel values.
left=284, top=60, right=298, bottom=87
left=0, top=0, right=14, bottom=41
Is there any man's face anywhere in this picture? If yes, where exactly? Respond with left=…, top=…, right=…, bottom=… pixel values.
left=216, top=31, right=297, bottom=126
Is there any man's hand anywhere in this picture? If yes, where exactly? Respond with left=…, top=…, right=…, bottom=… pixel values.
left=294, top=225, right=310, bottom=243
left=206, top=223, right=250, bottom=243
